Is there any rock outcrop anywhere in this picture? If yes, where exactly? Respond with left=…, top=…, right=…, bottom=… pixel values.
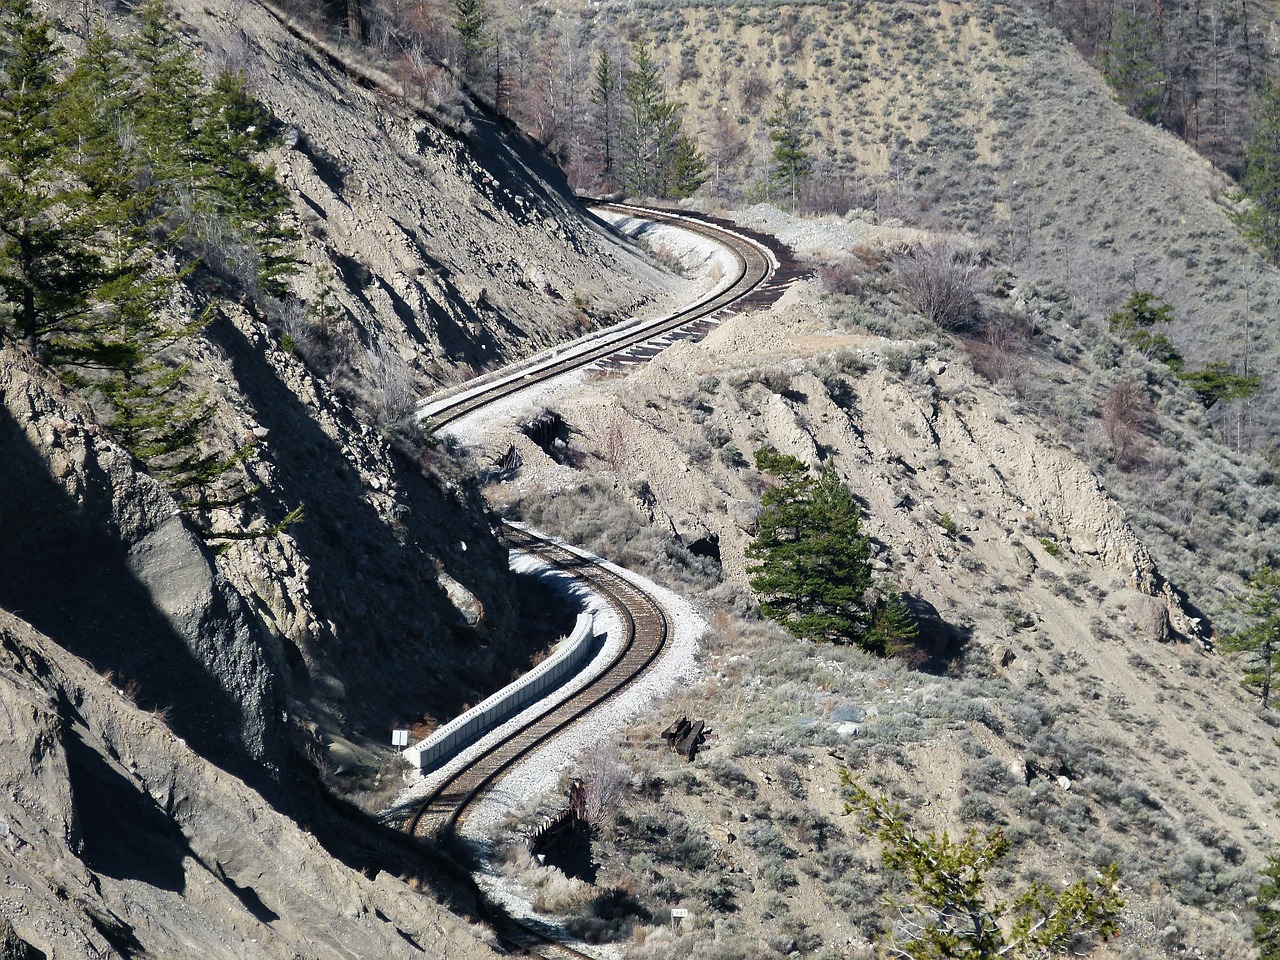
left=0, top=608, right=501, bottom=959
left=0, top=350, right=286, bottom=781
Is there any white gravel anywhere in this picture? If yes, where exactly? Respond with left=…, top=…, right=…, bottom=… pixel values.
left=461, top=523, right=705, bottom=839
left=733, top=201, right=931, bottom=257
left=437, top=366, right=593, bottom=448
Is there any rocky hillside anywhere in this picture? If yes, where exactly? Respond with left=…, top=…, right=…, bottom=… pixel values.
left=0, top=0, right=681, bottom=952
left=523, top=0, right=1280, bottom=447
left=0, top=606, right=506, bottom=959
left=480, top=210, right=1280, bottom=958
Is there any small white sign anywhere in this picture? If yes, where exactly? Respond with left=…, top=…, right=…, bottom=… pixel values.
left=671, top=908, right=689, bottom=919
left=392, top=729, right=410, bottom=747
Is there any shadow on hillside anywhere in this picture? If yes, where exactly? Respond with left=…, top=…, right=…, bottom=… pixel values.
left=904, top=593, right=970, bottom=674
left=0, top=407, right=270, bottom=784
left=62, top=705, right=191, bottom=893
left=204, top=312, right=534, bottom=730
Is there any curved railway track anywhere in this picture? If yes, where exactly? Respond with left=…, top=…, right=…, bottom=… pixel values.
left=406, top=524, right=669, bottom=838
left=404, top=206, right=790, bottom=838
left=420, top=202, right=797, bottom=434
left=401, top=205, right=796, bottom=958
left=405, top=206, right=791, bottom=839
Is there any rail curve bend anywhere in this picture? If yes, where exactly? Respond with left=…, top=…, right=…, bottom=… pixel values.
left=405, top=206, right=797, bottom=838
left=419, top=202, right=798, bottom=434
left=406, top=524, right=669, bottom=838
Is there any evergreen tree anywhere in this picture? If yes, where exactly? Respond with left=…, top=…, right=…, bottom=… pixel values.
left=130, top=2, right=295, bottom=294
left=1241, top=78, right=1280, bottom=262
left=60, top=27, right=138, bottom=205
left=591, top=51, right=616, bottom=176
left=131, top=0, right=206, bottom=195
left=453, top=0, right=489, bottom=76
left=667, top=132, right=706, bottom=200
left=0, top=0, right=103, bottom=358
left=746, top=450, right=876, bottom=650
left=1107, top=290, right=1183, bottom=369
left=619, top=43, right=671, bottom=197
left=1176, top=361, right=1261, bottom=409
left=198, top=70, right=297, bottom=294
left=765, top=86, right=810, bottom=207
left=871, top=590, right=921, bottom=659
left=1256, top=853, right=1280, bottom=960
left=1104, top=8, right=1165, bottom=123
left=619, top=43, right=702, bottom=200
left=1223, top=566, right=1280, bottom=709
left=844, top=778, right=1124, bottom=959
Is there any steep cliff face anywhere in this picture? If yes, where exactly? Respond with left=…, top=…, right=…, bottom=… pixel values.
left=0, top=0, right=671, bottom=945
left=0, top=349, right=285, bottom=781
left=0, top=608, right=503, bottom=959
left=0, top=0, right=679, bottom=774
left=196, top=300, right=537, bottom=747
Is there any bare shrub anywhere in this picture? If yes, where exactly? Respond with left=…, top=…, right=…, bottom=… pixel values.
left=896, top=241, right=984, bottom=331
left=799, top=176, right=867, bottom=216
left=818, top=258, right=862, bottom=295
left=961, top=310, right=1034, bottom=382
left=739, top=72, right=771, bottom=114
left=1100, top=379, right=1154, bottom=470
left=366, top=341, right=418, bottom=428
left=581, top=745, right=631, bottom=828
left=397, top=47, right=465, bottom=123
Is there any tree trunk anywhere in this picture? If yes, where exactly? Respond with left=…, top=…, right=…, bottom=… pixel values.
left=346, top=0, right=363, bottom=43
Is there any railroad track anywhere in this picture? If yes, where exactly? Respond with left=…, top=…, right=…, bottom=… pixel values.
left=406, top=206, right=792, bottom=837
left=419, top=202, right=800, bottom=434
left=405, top=524, right=669, bottom=838
left=401, top=205, right=797, bottom=959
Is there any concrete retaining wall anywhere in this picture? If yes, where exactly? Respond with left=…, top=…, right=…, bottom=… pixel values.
left=403, top=612, right=595, bottom=774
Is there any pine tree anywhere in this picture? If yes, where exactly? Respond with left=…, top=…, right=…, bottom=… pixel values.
left=844, top=778, right=1124, bottom=959
left=131, top=0, right=206, bottom=196
left=1107, top=290, right=1183, bottom=369
left=667, top=133, right=706, bottom=200
left=765, top=86, right=810, bottom=207
left=1104, top=8, right=1166, bottom=123
left=746, top=450, right=875, bottom=650
left=60, top=27, right=138, bottom=206
left=1176, top=361, right=1261, bottom=409
left=872, top=590, right=920, bottom=659
left=1241, top=78, right=1280, bottom=262
left=198, top=70, right=297, bottom=294
left=619, top=43, right=701, bottom=200
left=591, top=51, right=616, bottom=176
left=0, top=0, right=103, bottom=359
left=130, top=2, right=295, bottom=295
left=1223, top=566, right=1280, bottom=709
left=453, top=0, right=489, bottom=76
left=619, top=43, right=668, bottom=197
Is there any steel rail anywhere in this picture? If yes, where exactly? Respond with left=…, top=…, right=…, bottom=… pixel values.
left=405, top=207, right=789, bottom=837
left=401, top=206, right=797, bottom=960
left=420, top=202, right=779, bottom=433
left=405, top=524, right=668, bottom=838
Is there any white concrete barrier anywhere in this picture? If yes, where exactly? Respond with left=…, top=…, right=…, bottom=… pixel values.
left=403, top=612, right=595, bottom=774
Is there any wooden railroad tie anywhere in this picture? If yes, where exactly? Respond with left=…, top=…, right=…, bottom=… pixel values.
left=661, top=716, right=710, bottom=761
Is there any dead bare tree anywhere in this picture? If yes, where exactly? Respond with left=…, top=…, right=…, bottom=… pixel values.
left=367, top=341, right=418, bottom=429
left=1100, top=379, right=1154, bottom=470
